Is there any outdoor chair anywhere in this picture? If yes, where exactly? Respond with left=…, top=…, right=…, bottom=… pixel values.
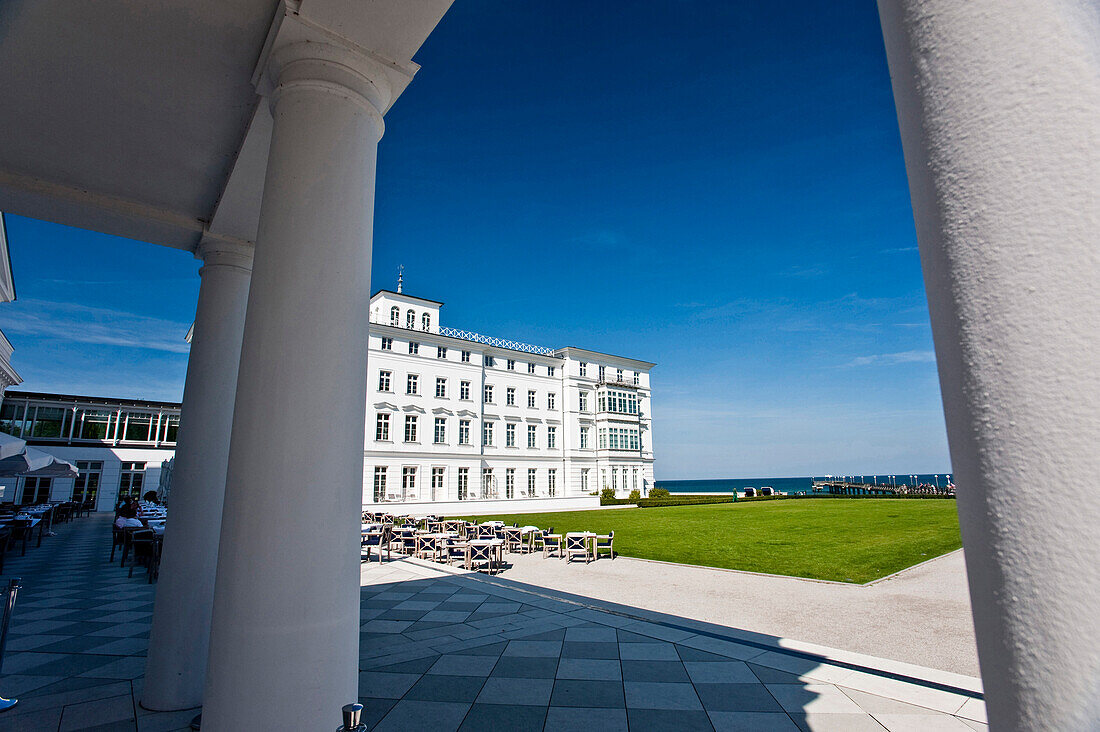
left=476, top=525, right=496, bottom=540
left=595, top=530, right=614, bottom=560
left=110, top=525, right=125, bottom=561
left=0, top=527, right=9, bottom=573
left=542, top=532, right=563, bottom=559
left=443, top=538, right=467, bottom=565
left=565, top=534, right=591, bottom=563
left=128, top=529, right=157, bottom=580
left=530, top=526, right=552, bottom=552
left=362, top=528, right=391, bottom=563
left=398, top=533, right=418, bottom=555
left=466, top=543, right=497, bottom=575
left=416, top=534, right=441, bottom=562
left=9, top=519, right=34, bottom=556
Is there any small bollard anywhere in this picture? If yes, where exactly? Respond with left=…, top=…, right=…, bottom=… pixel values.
left=337, top=702, right=364, bottom=732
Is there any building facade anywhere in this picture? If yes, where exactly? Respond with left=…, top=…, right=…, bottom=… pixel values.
left=0, top=291, right=655, bottom=510
left=0, top=391, right=179, bottom=509
left=364, top=290, right=655, bottom=506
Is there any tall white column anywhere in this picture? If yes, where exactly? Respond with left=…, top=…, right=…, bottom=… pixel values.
left=200, top=41, right=388, bottom=730
left=877, top=1, right=1100, bottom=728
left=142, top=237, right=252, bottom=711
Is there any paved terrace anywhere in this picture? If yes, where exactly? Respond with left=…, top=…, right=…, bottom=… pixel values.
left=0, top=515, right=986, bottom=731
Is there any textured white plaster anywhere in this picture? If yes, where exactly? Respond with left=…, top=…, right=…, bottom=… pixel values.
left=877, top=1, right=1100, bottom=728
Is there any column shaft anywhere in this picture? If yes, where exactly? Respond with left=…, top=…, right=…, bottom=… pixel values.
left=142, top=240, right=252, bottom=711
left=878, top=1, right=1100, bottom=727
left=200, top=45, right=385, bottom=729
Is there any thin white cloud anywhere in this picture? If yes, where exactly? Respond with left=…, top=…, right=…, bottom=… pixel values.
left=0, top=299, right=191, bottom=354
left=845, top=350, right=936, bottom=367
left=880, top=246, right=919, bottom=254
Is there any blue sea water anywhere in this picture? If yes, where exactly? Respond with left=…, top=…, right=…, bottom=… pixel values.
left=656, top=474, right=953, bottom=495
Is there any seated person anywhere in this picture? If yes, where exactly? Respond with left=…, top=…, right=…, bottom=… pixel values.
left=114, top=505, right=144, bottom=529
left=142, top=490, right=159, bottom=505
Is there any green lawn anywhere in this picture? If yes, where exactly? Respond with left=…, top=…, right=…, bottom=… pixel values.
left=458, top=499, right=962, bottom=583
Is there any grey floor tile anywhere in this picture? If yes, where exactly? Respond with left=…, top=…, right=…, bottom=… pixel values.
left=405, top=674, right=487, bottom=703
left=621, top=660, right=689, bottom=683
left=695, top=683, right=785, bottom=713
left=789, top=712, right=888, bottom=732
left=684, top=661, right=759, bottom=684
left=58, top=693, right=135, bottom=731
left=627, top=708, right=715, bottom=731
left=491, top=656, right=559, bottom=679
left=362, top=619, right=414, bottom=634
left=708, top=711, right=799, bottom=731
left=475, top=677, right=554, bottom=706
left=0, top=706, right=63, bottom=732
left=371, top=656, right=441, bottom=674
left=502, top=640, right=561, bottom=658
left=136, top=708, right=201, bottom=732
left=358, top=670, right=421, bottom=699
left=459, top=703, right=546, bottom=731
left=78, top=656, right=147, bottom=680
left=454, top=641, right=507, bottom=657
left=619, top=642, right=680, bottom=661
left=565, top=626, right=618, bottom=643
left=544, top=706, right=628, bottom=732
left=556, top=658, right=621, bottom=681
left=427, top=654, right=499, bottom=677
left=837, top=686, right=946, bottom=716
left=624, top=681, right=703, bottom=710
left=374, top=699, right=470, bottom=732
left=560, top=641, right=618, bottom=659
left=549, top=679, right=625, bottom=708
left=767, top=683, right=864, bottom=714
left=872, top=713, right=976, bottom=731
left=747, top=662, right=803, bottom=684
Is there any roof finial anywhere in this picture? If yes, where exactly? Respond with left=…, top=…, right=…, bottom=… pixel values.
left=397, top=264, right=404, bottom=294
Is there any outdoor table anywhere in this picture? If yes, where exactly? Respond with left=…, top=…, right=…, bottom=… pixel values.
left=480, top=521, right=505, bottom=527
left=466, top=539, right=504, bottom=574
left=519, top=525, right=540, bottom=553
left=9, top=517, right=41, bottom=554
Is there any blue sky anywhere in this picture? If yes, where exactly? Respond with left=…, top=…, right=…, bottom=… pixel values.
left=0, top=0, right=950, bottom=479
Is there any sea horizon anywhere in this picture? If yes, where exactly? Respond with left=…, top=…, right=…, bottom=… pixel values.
left=656, top=474, right=954, bottom=495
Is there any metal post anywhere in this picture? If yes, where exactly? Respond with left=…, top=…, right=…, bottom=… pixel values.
left=0, top=578, right=22, bottom=711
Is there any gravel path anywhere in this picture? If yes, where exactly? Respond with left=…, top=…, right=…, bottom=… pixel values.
left=494, top=548, right=980, bottom=676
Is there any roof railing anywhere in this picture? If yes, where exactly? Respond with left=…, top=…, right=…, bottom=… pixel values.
left=437, top=326, right=560, bottom=357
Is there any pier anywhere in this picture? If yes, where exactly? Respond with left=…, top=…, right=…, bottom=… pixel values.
left=811, top=480, right=955, bottom=497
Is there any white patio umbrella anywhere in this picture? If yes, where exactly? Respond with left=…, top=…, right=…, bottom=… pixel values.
left=0, top=432, right=26, bottom=461
left=0, top=446, right=77, bottom=478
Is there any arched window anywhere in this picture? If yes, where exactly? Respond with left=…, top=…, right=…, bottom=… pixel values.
left=421, top=313, right=430, bottom=331
left=406, top=309, right=415, bottom=329
left=389, top=306, right=399, bottom=327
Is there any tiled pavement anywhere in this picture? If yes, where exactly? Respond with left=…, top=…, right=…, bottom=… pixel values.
left=0, top=514, right=988, bottom=731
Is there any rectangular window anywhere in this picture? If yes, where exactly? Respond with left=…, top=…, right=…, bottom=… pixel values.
left=633, top=372, right=640, bottom=385
left=123, top=412, right=153, bottom=442
left=616, top=368, right=623, bottom=382
left=20, top=476, right=52, bottom=504
left=381, top=337, right=393, bottom=351
left=118, top=462, right=146, bottom=500
left=378, top=370, right=392, bottom=392
left=482, top=468, right=495, bottom=498
left=527, top=390, right=536, bottom=408
left=402, top=466, right=416, bottom=500
left=431, top=467, right=444, bottom=501
left=581, top=468, right=589, bottom=493
left=73, top=460, right=103, bottom=505
left=547, top=393, right=556, bottom=410
left=528, top=363, right=536, bottom=374
left=482, top=421, right=494, bottom=446
left=409, top=341, right=419, bottom=355
left=507, top=359, right=515, bottom=370
left=506, top=423, right=516, bottom=447
left=599, top=428, right=607, bottom=449
left=437, top=346, right=447, bottom=359
left=376, top=413, right=390, bottom=441
left=458, top=467, right=469, bottom=500
left=33, top=406, right=69, bottom=439
left=460, top=381, right=471, bottom=400
left=159, top=414, right=180, bottom=443
left=483, top=384, right=494, bottom=403
left=373, top=467, right=387, bottom=502
left=435, top=377, right=447, bottom=398
left=579, top=391, right=588, bottom=412
left=506, top=387, right=515, bottom=406
left=547, top=426, right=557, bottom=449
left=406, top=374, right=419, bottom=395
left=404, top=415, right=418, bottom=443
left=506, top=468, right=515, bottom=499
left=612, top=467, right=618, bottom=490
left=462, top=350, right=471, bottom=363
left=598, top=365, right=606, bottom=381
left=0, top=403, right=25, bottom=436
left=434, top=417, right=446, bottom=444
left=580, top=426, right=589, bottom=449
left=486, top=355, right=495, bottom=367
left=548, top=469, right=556, bottom=497
left=527, top=468, right=537, bottom=496
left=527, top=424, right=537, bottom=449
left=548, top=366, right=556, bottom=377
left=579, top=362, right=587, bottom=377
left=458, top=419, right=470, bottom=445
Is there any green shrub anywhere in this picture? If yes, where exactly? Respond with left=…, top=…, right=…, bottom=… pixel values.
left=648, top=487, right=671, bottom=499
left=637, top=495, right=734, bottom=508
left=628, top=489, right=641, bottom=501
left=600, top=487, right=617, bottom=503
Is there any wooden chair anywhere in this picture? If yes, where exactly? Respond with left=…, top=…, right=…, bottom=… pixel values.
left=594, top=530, right=614, bottom=560
left=565, top=534, right=591, bottom=563
left=361, top=528, right=391, bottom=563
left=542, top=532, right=563, bottom=559
left=128, top=530, right=157, bottom=580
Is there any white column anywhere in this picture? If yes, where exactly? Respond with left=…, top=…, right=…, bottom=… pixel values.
left=142, top=237, right=252, bottom=711
left=200, top=41, right=388, bottom=730
left=877, top=1, right=1100, bottom=728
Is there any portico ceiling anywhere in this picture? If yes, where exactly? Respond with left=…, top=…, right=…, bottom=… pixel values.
left=0, top=0, right=451, bottom=252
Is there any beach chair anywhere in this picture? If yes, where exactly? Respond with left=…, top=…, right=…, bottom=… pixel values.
left=595, top=530, right=614, bottom=560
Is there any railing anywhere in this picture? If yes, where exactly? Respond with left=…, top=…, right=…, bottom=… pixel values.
left=438, top=326, right=561, bottom=357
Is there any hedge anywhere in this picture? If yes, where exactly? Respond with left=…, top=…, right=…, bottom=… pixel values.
left=636, top=495, right=734, bottom=508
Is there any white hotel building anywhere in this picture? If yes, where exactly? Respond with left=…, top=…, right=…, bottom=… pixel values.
left=0, top=288, right=654, bottom=512
left=364, top=289, right=655, bottom=511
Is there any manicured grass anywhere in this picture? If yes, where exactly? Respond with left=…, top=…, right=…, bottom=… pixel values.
left=458, top=499, right=962, bottom=583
